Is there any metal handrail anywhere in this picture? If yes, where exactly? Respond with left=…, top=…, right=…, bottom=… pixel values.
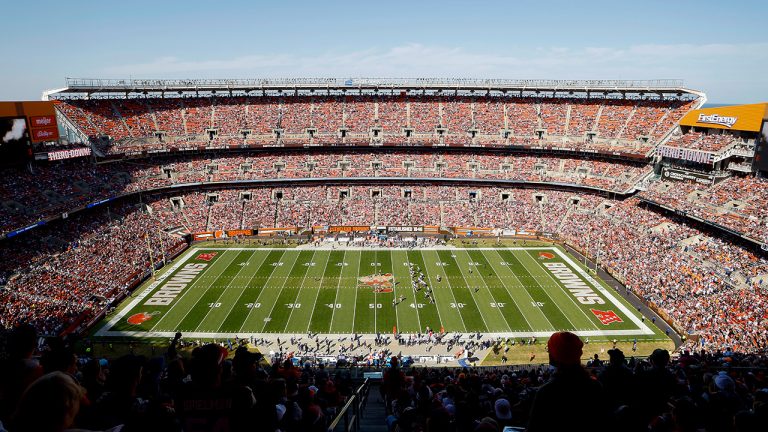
left=326, top=378, right=370, bottom=432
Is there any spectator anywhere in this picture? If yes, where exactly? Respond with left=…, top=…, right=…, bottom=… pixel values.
left=636, top=349, right=678, bottom=425
left=175, top=344, right=255, bottom=432
left=527, top=331, right=611, bottom=431
left=9, top=371, right=85, bottom=432
left=598, top=348, right=635, bottom=410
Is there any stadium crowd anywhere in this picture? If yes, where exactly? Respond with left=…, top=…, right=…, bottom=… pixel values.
left=641, top=175, right=768, bottom=242
left=0, top=202, right=184, bottom=336
left=1, top=326, right=767, bottom=432
left=381, top=333, right=768, bottom=432
left=54, top=96, right=696, bottom=156
left=1, top=184, right=766, bottom=356
left=0, top=151, right=651, bottom=235
left=663, top=130, right=752, bottom=153
left=0, top=327, right=359, bottom=432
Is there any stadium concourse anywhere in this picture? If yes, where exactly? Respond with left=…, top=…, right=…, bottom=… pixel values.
left=1, top=78, right=767, bottom=431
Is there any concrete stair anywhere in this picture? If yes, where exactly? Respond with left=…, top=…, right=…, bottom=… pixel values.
left=358, top=387, right=387, bottom=432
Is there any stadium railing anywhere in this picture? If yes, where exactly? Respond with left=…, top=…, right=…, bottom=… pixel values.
left=327, top=378, right=371, bottom=432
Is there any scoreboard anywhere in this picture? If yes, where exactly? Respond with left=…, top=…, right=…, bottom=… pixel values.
left=0, top=101, right=59, bottom=166
left=0, top=101, right=59, bottom=143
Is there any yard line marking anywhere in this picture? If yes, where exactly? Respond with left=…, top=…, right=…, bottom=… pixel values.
left=310, top=250, right=345, bottom=333
left=236, top=250, right=296, bottom=333
left=209, top=250, right=271, bottom=332
left=396, top=250, right=422, bottom=332
left=409, top=250, right=447, bottom=333
left=372, top=251, right=378, bottom=332
left=422, top=250, right=468, bottom=333
left=192, top=250, right=263, bottom=331
left=456, top=249, right=514, bottom=332
left=448, top=250, right=495, bottom=332
left=385, top=250, right=399, bottom=333
left=349, top=251, right=363, bottom=333
left=478, top=249, right=542, bottom=331
left=257, top=250, right=307, bottom=333
left=327, top=250, right=348, bottom=331
left=279, top=250, right=319, bottom=332
left=499, top=248, right=571, bottom=330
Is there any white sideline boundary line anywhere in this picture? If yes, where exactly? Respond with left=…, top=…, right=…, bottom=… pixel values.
left=95, top=247, right=202, bottom=337
left=97, top=246, right=655, bottom=338
left=553, top=248, right=655, bottom=336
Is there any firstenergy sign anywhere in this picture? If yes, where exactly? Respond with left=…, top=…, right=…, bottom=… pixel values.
left=679, top=103, right=767, bottom=132
left=697, top=113, right=737, bottom=128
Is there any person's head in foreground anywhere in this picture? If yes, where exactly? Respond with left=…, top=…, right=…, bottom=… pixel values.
left=547, top=331, right=584, bottom=368
left=11, top=371, right=85, bottom=432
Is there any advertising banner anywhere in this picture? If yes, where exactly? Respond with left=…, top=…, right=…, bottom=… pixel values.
left=386, top=226, right=424, bottom=233
left=679, top=103, right=768, bottom=133
left=660, top=167, right=715, bottom=185
left=226, top=229, right=253, bottom=237
left=329, top=226, right=370, bottom=233
left=453, top=227, right=494, bottom=236
left=192, top=232, right=215, bottom=241
left=47, top=147, right=92, bottom=161
left=257, top=227, right=298, bottom=235
left=656, top=145, right=715, bottom=164
left=29, top=115, right=56, bottom=128
left=0, top=101, right=60, bottom=142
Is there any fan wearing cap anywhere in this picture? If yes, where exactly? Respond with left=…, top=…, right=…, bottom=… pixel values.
left=635, top=348, right=677, bottom=425
left=598, top=348, right=635, bottom=410
left=527, top=332, right=612, bottom=432
left=703, top=371, right=749, bottom=431
left=493, top=397, right=514, bottom=428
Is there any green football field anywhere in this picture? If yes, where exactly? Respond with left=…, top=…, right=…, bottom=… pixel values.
left=96, top=245, right=661, bottom=340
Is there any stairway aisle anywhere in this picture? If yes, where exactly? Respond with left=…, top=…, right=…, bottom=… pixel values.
left=359, top=385, right=387, bottom=432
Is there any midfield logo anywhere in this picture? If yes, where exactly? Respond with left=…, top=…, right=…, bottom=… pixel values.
left=359, top=273, right=394, bottom=293
left=590, top=309, right=623, bottom=325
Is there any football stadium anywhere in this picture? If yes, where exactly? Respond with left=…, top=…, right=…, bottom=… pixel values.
left=1, top=3, right=767, bottom=431
left=2, top=76, right=767, bottom=431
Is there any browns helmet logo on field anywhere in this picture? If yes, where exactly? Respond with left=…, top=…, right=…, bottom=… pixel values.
left=127, top=311, right=160, bottom=325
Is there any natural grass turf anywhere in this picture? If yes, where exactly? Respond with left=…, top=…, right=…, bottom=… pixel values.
left=98, top=245, right=667, bottom=347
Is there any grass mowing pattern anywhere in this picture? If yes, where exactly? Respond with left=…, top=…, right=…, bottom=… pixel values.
left=98, top=246, right=664, bottom=342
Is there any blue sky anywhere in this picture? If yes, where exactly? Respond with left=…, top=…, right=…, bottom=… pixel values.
left=2, top=0, right=766, bottom=103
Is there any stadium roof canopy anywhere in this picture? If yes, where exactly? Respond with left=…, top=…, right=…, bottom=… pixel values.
left=46, top=78, right=704, bottom=99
